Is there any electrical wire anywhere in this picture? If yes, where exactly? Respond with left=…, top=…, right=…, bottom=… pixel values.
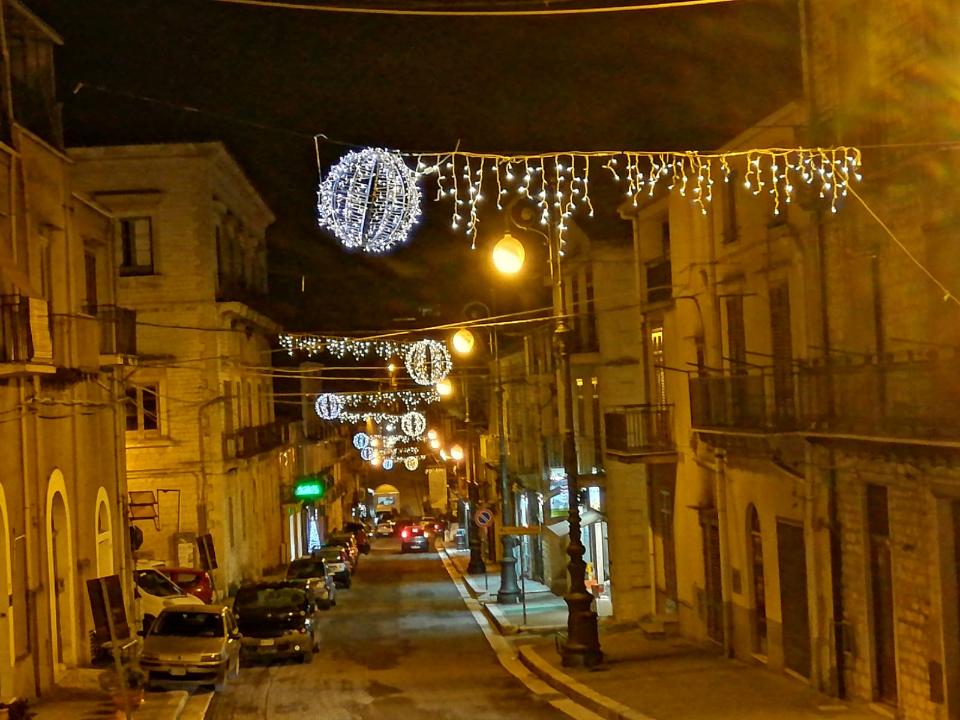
left=210, top=0, right=741, bottom=16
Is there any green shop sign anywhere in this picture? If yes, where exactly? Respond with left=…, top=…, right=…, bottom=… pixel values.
left=293, top=477, right=326, bottom=501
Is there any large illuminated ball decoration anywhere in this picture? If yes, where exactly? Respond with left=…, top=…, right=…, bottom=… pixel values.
left=360, top=446, right=374, bottom=461
left=404, top=456, right=419, bottom=472
left=314, top=393, right=343, bottom=420
left=353, top=432, right=370, bottom=450
left=405, top=339, right=452, bottom=386
left=317, top=148, right=421, bottom=254
left=382, top=458, right=394, bottom=471
left=401, top=410, right=427, bottom=438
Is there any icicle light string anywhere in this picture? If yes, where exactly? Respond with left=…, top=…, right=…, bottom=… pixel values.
left=317, top=388, right=441, bottom=412
left=412, top=147, right=862, bottom=251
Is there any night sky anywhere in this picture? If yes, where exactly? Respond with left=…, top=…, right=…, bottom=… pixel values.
left=30, top=0, right=801, bottom=332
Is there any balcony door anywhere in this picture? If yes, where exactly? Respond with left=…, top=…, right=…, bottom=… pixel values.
left=769, top=282, right=794, bottom=426
left=701, top=509, right=724, bottom=644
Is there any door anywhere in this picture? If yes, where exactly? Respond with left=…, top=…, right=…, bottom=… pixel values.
left=777, top=520, right=811, bottom=677
left=701, top=510, right=724, bottom=643
left=868, top=485, right=897, bottom=703
left=652, top=465, right=678, bottom=613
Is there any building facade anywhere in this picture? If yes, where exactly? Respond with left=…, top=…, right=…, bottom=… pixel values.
left=0, top=0, right=134, bottom=698
left=68, top=142, right=296, bottom=598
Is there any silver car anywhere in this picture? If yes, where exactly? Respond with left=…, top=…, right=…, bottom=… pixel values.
left=140, top=605, right=241, bottom=691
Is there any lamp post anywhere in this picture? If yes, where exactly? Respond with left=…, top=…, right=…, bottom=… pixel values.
left=504, top=204, right=602, bottom=666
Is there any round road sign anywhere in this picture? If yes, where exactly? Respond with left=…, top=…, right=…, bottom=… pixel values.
left=474, top=508, right=494, bottom=528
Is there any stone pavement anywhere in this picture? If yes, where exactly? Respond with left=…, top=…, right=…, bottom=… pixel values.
left=440, top=543, right=884, bottom=720
left=29, top=667, right=213, bottom=720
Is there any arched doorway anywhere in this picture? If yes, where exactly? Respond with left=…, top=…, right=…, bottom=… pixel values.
left=46, top=470, right=78, bottom=675
left=95, top=488, right=114, bottom=577
left=0, top=484, right=14, bottom=698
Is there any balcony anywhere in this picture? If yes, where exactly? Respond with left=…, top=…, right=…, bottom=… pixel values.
left=224, top=419, right=290, bottom=459
left=86, top=305, right=137, bottom=360
left=0, top=294, right=55, bottom=374
left=604, top=404, right=676, bottom=458
left=689, top=351, right=960, bottom=441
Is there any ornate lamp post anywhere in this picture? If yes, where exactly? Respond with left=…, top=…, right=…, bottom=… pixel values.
left=502, top=206, right=602, bottom=666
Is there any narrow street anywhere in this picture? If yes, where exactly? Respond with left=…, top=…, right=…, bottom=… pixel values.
left=207, top=538, right=565, bottom=720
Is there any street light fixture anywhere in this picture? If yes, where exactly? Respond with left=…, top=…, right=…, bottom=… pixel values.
left=503, top=204, right=602, bottom=666
left=436, top=378, right=454, bottom=397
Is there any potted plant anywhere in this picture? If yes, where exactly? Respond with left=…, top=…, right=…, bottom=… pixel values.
left=98, top=664, right=147, bottom=711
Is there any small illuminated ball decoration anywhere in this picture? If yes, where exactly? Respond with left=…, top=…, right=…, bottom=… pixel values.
left=401, top=410, right=427, bottom=438
left=405, top=339, right=452, bottom=386
left=353, top=432, right=370, bottom=450
left=382, top=458, right=394, bottom=471
left=317, top=148, right=421, bottom=254
left=360, top=446, right=374, bottom=461
left=404, top=457, right=419, bottom=471
left=315, top=393, right=343, bottom=420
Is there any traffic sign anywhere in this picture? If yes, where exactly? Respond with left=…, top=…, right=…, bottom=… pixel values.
left=498, top=526, right=541, bottom=536
left=474, top=508, right=495, bottom=528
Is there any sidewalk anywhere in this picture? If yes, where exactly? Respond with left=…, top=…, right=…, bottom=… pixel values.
left=441, top=544, right=882, bottom=720
left=30, top=667, right=212, bottom=720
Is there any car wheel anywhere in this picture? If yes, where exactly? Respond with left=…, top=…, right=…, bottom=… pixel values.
left=299, top=650, right=313, bottom=664
left=343, top=576, right=352, bottom=589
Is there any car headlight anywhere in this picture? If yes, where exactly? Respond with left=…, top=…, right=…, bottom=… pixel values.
left=200, top=653, right=221, bottom=662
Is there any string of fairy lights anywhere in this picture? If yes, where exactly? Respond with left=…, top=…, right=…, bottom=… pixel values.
left=315, top=144, right=864, bottom=255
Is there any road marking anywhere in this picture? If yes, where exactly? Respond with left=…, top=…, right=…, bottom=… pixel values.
left=437, top=545, right=605, bottom=720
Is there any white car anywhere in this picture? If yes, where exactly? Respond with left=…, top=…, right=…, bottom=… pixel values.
left=134, top=568, right=202, bottom=634
left=375, top=520, right=395, bottom=537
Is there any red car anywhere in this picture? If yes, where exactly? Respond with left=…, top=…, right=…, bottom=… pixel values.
left=162, top=567, right=214, bottom=604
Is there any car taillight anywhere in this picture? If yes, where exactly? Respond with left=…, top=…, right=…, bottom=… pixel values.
left=401, top=529, right=409, bottom=539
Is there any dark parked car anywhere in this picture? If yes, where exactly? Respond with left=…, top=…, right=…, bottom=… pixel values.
left=400, top=522, right=435, bottom=553
left=311, top=546, right=352, bottom=588
left=343, top=521, right=371, bottom=555
left=232, top=581, right=322, bottom=664
left=285, top=557, right=337, bottom=607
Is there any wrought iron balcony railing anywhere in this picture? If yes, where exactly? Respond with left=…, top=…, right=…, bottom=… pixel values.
left=689, top=351, right=960, bottom=440
left=85, top=305, right=137, bottom=357
left=224, top=419, right=290, bottom=459
left=604, top=404, right=675, bottom=455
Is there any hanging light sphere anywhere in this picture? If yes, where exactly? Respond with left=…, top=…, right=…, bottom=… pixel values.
left=401, top=410, right=427, bottom=438
left=314, top=393, right=343, bottom=420
left=492, top=231, right=525, bottom=274
left=353, top=432, right=370, bottom=450
left=436, top=378, right=453, bottom=397
left=382, top=457, right=394, bottom=471
left=360, top=446, right=374, bottom=461
left=452, top=328, right=475, bottom=355
left=450, top=444, right=464, bottom=461
left=405, top=339, right=452, bottom=386
left=317, top=148, right=422, bottom=254
left=404, top=456, right=419, bottom=471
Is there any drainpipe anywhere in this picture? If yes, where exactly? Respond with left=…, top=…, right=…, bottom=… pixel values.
left=714, top=448, right=734, bottom=658
left=19, top=377, right=40, bottom=695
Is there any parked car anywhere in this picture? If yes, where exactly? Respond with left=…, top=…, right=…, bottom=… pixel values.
left=343, top=521, right=371, bottom=555
left=133, top=568, right=201, bottom=635
left=394, top=517, right=418, bottom=538
left=161, top=567, right=214, bottom=604
left=285, top=557, right=337, bottom=607
left=421, top=516, right=446, bottom=536
left=139, top=604, right=241, bottom=691
left=400, top=522, right=434, bottom=553
left=311, top=546, right=352, bottom=588
left=233, top=581, right=322, bottom=664
left=326, top=532, right=360, bottom=570
left=374, top=518, right=395, bottom=537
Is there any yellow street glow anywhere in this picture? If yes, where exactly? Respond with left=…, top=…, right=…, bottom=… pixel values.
left=492, top=231, right=525, bottom=275
left=452, top=328, right=475, bottom=355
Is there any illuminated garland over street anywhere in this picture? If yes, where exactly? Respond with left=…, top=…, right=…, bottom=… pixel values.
left=313, top=388, right=439, bottom=419
left=279, top=334, right=412, bottom=359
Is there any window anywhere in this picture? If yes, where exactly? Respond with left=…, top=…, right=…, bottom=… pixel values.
left=748, top=505, right=767, bottom=655
left=84, top=250, right=98, bottom=311
left=119, top=217, right=154, bottom=275
left=125, top=384, right=160, bottom=434
left=725, top=296, right=746, bottom=373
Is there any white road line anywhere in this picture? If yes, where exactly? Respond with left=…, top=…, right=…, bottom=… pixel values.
left=437, top=547, right=605, bottom=720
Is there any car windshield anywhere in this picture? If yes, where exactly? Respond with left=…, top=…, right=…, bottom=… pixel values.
left=287, top=560, right=325, bottom=578
left=136, top=570, right=182, bottom=597
left=235, top=586, right=307, bottom=610
left=152, top=611, right=223, bottom=638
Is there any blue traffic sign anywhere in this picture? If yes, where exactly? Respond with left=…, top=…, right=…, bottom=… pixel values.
left=474, top=508, right=495, bottom=528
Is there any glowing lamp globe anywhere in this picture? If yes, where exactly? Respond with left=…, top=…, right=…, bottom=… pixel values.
left=436, top=379, right=453, bottom=397
left=492, top=232, right=525, bottom=274
left=450, top=444, right=464, bottom=461
left=317, top=148, right=421, bottom=254
left=452, top=329, right=475, bottom=356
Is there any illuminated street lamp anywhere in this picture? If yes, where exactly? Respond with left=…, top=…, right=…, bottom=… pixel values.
left=436, top=378, right=454, bottom=397
left=492, top=231, right=525, bottom=275
left=452, top=328, right=476, bottom=355
left=450, top=444, right=464, bottom=462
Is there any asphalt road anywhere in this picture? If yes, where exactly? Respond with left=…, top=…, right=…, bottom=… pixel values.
left=207, top=537, right=566, bottom=720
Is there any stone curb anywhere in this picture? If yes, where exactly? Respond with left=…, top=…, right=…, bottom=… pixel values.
left=517, top=645, right=656, bottom=720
